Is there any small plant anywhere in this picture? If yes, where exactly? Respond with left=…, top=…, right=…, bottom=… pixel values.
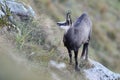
left=0, top=1, right=11, bottom=27
left=14, top=21, right=32, bottom=49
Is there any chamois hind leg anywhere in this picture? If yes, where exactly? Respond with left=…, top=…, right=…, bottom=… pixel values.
left=81, top=34, right=90, bottom=60
left=85, top=42, right=89, bottom=60
left=85, top=34, right=90, bottom=60
left=67, top=48, right=72, bottom=65
left=74, top=49, right=80, bottom=71
left=81, top=43, right=86, bottom=59
left=81, top=42, right=89, bottom=60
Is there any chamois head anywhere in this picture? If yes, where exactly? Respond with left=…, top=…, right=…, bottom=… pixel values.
left=57, top=11, right=72, bottom=31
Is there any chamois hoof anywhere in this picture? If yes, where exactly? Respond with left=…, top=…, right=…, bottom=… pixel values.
left=79, top=59, right=93, bottom=69
left=75, top=66, right=80, bottom=71
left=69, top=62, right=73, bottom=65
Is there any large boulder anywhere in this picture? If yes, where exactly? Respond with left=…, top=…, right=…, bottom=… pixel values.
left=49, top=59, right=120, bottom=80
left=0, top=0, right=35, bottom=20
left=83, top=60, right=120, bottom=80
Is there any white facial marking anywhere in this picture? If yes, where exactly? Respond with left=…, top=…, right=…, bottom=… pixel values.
left=59, top=25, right=70, bottom=32
left=57, top=21, right=66, bottom=23
left=57, top=21, right=70, bottom=32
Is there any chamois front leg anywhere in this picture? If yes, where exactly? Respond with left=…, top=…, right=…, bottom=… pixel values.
left=67, top=48, right=72, bottom=65
left=74, top=49, right=80, bottom=71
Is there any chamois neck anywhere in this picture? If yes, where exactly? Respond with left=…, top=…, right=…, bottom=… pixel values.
left=65, top=25, right=72, bottom=33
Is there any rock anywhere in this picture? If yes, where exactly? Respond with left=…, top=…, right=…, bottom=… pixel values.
left=27, top=6, right=35, bottom=17
left=83, top=60, right=120, bottom=80
left=49, top=60, right=66, bottom=70
left=0, top=0, right=14, bottom=5
left=0, top=10, right=4, bottom=18
left=0, top=0, right=35, bottom=20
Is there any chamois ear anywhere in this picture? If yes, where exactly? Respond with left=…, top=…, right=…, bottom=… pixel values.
left=66, top=10, right=71, bottom=20
left=66, top=10, right=72, bottom=25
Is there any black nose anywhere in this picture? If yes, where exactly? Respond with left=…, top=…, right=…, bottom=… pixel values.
left=57, top=22, right=62, bottom=26
left=57, top=22, right=59, bottom=26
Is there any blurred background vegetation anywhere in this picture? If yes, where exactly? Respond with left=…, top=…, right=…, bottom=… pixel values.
left=0, top=0, right=120, bottom=79
left=23, top=0, right=120, bottom=72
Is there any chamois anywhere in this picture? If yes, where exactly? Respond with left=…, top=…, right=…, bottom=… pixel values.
left=57, top=11, right=92, bottom=71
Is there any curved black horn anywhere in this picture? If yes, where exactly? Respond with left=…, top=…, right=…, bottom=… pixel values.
left=66, top=10, right=72, bottom=25
left=66, top=10, right=71, bottom=19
